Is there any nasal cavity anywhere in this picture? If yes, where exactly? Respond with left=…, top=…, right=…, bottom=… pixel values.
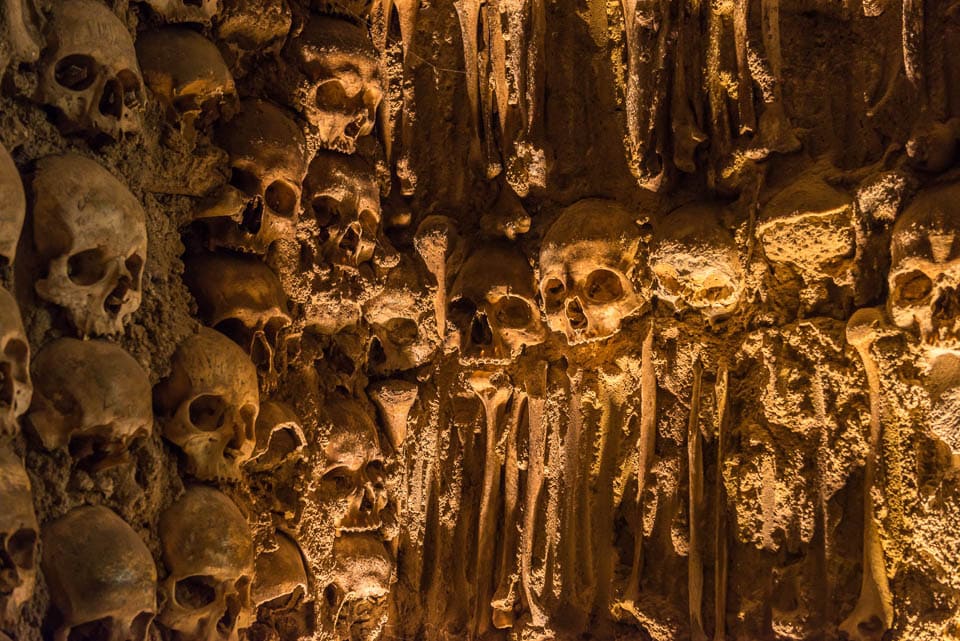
left=339, top=224, right=361, bottom=257
left=566, top=298, right=588, bottom=330
left=241, top=197, right=264, bottom=233
left=0, top=362, right=13, bottom=408
left=104, top=278, right=131, bottom=315
left=470, top=314, right=494, bottom=346
left=98, top=78, right=123, bottom=119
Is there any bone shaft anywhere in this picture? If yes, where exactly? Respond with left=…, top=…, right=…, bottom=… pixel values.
left=713, top=365, right=728, bottom=641
left=474, top=389, right=508, bottom=636
left=628, top=325, right=657, bottom=594
left=521, top=366, right=549, bottom=625
left=688, top=359, right=706, bottom=639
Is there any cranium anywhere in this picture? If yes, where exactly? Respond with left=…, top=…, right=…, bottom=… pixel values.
left=27, top=338, right=152, bottom=468
left=248, top=400, right=305, bottom=472
left=448, top=242, right=545, bottom=366
left=141, top=0, right=219, bottom=24
left=303, top=150, right=381, bottom=267
left=0, top=444, right=38, bottom=628
left=158, top=486, right=255, bottom=641
left=195, top=99, right=307, bottom=256
left=155, top=327, right=259, bottom=480
left=216, top=0, right=291, bottom=66
left=252, top=530, right=308, bottom=610
left=41, top=505, right=156, bottom=641
left=37, top=0, right=144, bottom=141
left=323, top=534, right=392, bottom=641
left=0, top=287, right=31, bottom=437
left=0, top=142, right=24, bottom=265
left=362, top=255, right=438, bottom=375
left=32, top=154, right=147, bottom=337
left=887, top=182, right=960, bottom=353
left=136, top=28, right=238, bottom=142
left=650, top=202, right=744, bottom=321
left=317, top=397, right=387, bottom=536
left=539, top=199, right=645, bottom=344
left=184, top=252, right=292, bottom=379
left=283, top=15, right=382, bottom=153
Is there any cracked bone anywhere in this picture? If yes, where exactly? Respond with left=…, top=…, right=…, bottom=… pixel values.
left=368, top=379, right=418, bottom=451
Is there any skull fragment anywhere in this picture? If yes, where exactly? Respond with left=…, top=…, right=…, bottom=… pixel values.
left=28, top=338, right=152, bottom=468
left=155, top=327, right=259, bottom=480
left=0, top=444, right=39, bottom=628
left=0, top=287, right=31, bottom=437
left=539, top=199, right=645, bottom=344
left=37, top=0, right=145, bottom=141
left=323, top=534, right=392, bottom=641
left=158, top=486, right=255, bottom=641
left=252, top=530, right=308, bottom=609
left=248, top=400, right=305, bottom=472
left=0, top=142, right=25, bottom=265
left=33, top=154, right=147, bottom=337
left=42, top=505, right=156, bottom=641
left=141, top=0, right=219, bottom=24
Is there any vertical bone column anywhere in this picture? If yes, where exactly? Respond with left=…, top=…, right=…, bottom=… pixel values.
left=712, top=364, right=729, bottom=641
left=687, top=359, right=707, bottom=641
left=520, top=362, right=550, bottom=627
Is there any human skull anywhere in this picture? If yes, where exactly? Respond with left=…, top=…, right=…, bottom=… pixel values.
left=323, top=534, right=392, bottom=641
left=184, top=252, right=291, bottom=379
left=195, top=99, right=307, bottom=256
left=650, top=202, right=744, bottom=321
left=0, top=287, right=31, bottom=437
left=252, top=530, right=308, bottom=609
left=28, top=338, right=152, bottom=468
left=216, top=0, right=291, bottom=66
left=0, top=444, right=38, bottom=628
left=158, top=486, right=255, bottom=641
left=155, top=327, right=259, bottom=480
left=317, top=397, right=388, bottom=536
left=42, top=505, right=156, bottom=641
left=137, top=28, right=238, bottom=143
left=33, top=154, right=147, bottom=337
left=539, top=199, right=645, bottom=344
left=141, top=0, right=219, bottom=24
left=449, top=243, right=545, bottom=366
left=887, top=182, right=960, bottom=352
left=303, top=150, right=381, bottom=267
left=248, top=400, right=305, bottom=472
left=283, top=15, right=382, bottom=153
left=0, top=143, right=24, bottom=265
left=37, top=0, right=144, bottom=141
left=362, top=255, right=438, bottom=375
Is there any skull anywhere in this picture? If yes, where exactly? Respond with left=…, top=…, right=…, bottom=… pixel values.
left=449, top=243, right=545, bottom=366
left=141, top=0, right=219, bottom=24
left=155, top=327, right=259, bottom=480
left=0, top=287, right=31, bottom=437
left=362, top=255, right=438, bottom=375
left=0, top=444, right=38, bottom=628
left=32, top=154, right=147, bottom=337
left=136, top=28, right=238, bottom=143
left=539, top=199, right=645, bottom=344
left=248, top=400, right=305, bottom=472
left=0, top=143, right=24, bottom=265
left=41, top=505, right=156, bottom=641
left=283, top=15, right=382, bottom=153
left=158, top=486, right=255, bottom=641
left=27, top=338, right=152, bottom=468
left=649, top=202, right=744, bottom=321
left=252, top=530, right=308, bottom=609
left=195, top=99, right=307, bottom=256
left=323, top=534, right=392, bottom=641
left=887, top=182, right=960, bottom=352
left=183, top=252, right=291, bottom=379
left=303, top=150, right=381, bottom=267
left=317, top=397, right=388, bottom=536
left=37, top=0, right=144, bottom=141
left=216, top=0, right=291, bottom=67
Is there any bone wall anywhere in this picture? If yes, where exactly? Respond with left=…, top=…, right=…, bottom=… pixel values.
left=0, top=0, right=958, bottom=640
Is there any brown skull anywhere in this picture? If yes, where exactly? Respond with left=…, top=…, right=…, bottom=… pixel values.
left=0, top=142, right=24, bottom=265
left=0, top=287, right=31, bottom=437
left=0, top=444, right=38, bottom=628
left=323, top=534, right=392, bottom=641
left=248, top=400, right=305, bottom=472
left=142, top=0, right=219, bottom=24
left=252, top=530, right=308, bottom=610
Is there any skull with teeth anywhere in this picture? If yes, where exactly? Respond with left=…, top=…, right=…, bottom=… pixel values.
left=27, top=338, right=152, bottom=469
left=42, top=505, right=157, bottom=641
left=0, top=444, right=39, bottom=628
left=37, top=0, right=145, bottom=141
left=303, top=150, right=381, bottom=268
left=0, top=142, right=25, bottom=266
left=539, top=199, right=646, bottom=344
left=141, top=0, right=220, bottom=24
left=323, top=534, right=392, bottom=641
left=449, top=242, right=545, bottom=365
left=282, top=15, right=382, bottom=153
left=32, top=154, right=147, bottom=337
left=0, top=287, right=31, bottom=437
left=155, top=327, right=260, bottom=480
left=888, top=182, right=960, bottom=352
left=158, top=486, right=255, bottom=641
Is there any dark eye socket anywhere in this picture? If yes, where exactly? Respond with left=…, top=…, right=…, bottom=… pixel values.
left=542, top=278, right=565, bottom=307
left=585, top=269, right=624, bottom=303
left=316, top=79, right=348, bottom=109
left=385, top=318, right=418, bottom=347
left=323, top=466, right=354, bottom=489
left=126, top=254, right=144, bottom=280
left=175, top=575, right=218, bottom=609
left=8, top=527, right=37, bottom=568
left=495, top=296, right=534, bottom=328
left=67, top=248, right=108, bottom=286
left=311, top=196, right=341, bottom=228
left=265, top=180, right=299, bottom=218
left=230, top=167, right=260, bottom=195
left=55, top=54, right=96, bottom=91
left=188, top=394, right=228, bottom=431
left=894, top=271, right=933, bottom=305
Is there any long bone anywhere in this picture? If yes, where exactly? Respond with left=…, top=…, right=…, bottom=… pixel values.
left=713, top=365, right=729, bottom=641
left=687, top=358, right=707, bottom=641
left=519, top=362, right=549, bottom=627
left=671, top=0, right=706, bottom=173
left=415, top=216, right=462, bottom=339
left=454, top=0, right=483, bottom=141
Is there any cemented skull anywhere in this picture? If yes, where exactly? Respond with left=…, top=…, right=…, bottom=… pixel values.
left=0, top=143, right=24, bottom=265
left=158, top=486, right=255, bottom=641
left=28, top=338, right=152, bottom=468
left=0, top=444, right=38, bottom=628
left=248, top=400, right=305, bottom=472
left=137, top=28, right=238, bottom=142
left=42, top=505, right=156, bottom=641
left=37, top=0, right=145, bottom=141
left=317, top=397, right=388, bottom=536
left=216, top=0, right=291, bottom=66
left=449, top=243, right=545, bottom=365
left=184, top=252, right=291, bottom=379
left=155, top=327, right=259, bottom=480
left=253, top=530, right=308, bottom=609
left=650, top=202, right=744, bottom=321
left=323, top=534, right=392, bottom=641
left=33, top=154, right=147, bottom=337
left=283, top=15, right=382, bottom=153
left=142, top=0, right=219, bottom=24
left=303, top=150, right=381, bottom=267
left=539, top=199, right=645, bottom=344
left=888, top=182, right=960, bottom=352
left=0, top=287, right=31, bottom=437
left=195, top=99, right=306, bottom=256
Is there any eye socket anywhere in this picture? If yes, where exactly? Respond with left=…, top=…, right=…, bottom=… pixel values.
left=7, top=527, right=37, bottom=568
left=323, top=465, right=354, bottom=490
left=359, top=209, right=380, bottom=235
left=67, top=248, right=108, bottom=286
left=125, top=254, right=144, bottom=281
left=4, top=338, right=28, bottom=364
left=894, top=271, right=933, bottom=305
left=229, top=167, right=260, bottom=196
left=55, top=55, right=96, bottom=91
left=495, top=296, right=534, bottom=328
left=188, top=394, right=228, bottom=431
left=584, top=269, right=625, bottom=303
left=312, top=196, right=341, bottom=228
left=175, top=575, right=218, bottom=609
left=541, top=278, right=566, bottom=309
left=384, top=318, right=418, bottom=347
left=265, top=180, right=299, bottom=218
left=316, top=79, right=349, bottom=110
left=367, top=459, right=385, bottom=483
